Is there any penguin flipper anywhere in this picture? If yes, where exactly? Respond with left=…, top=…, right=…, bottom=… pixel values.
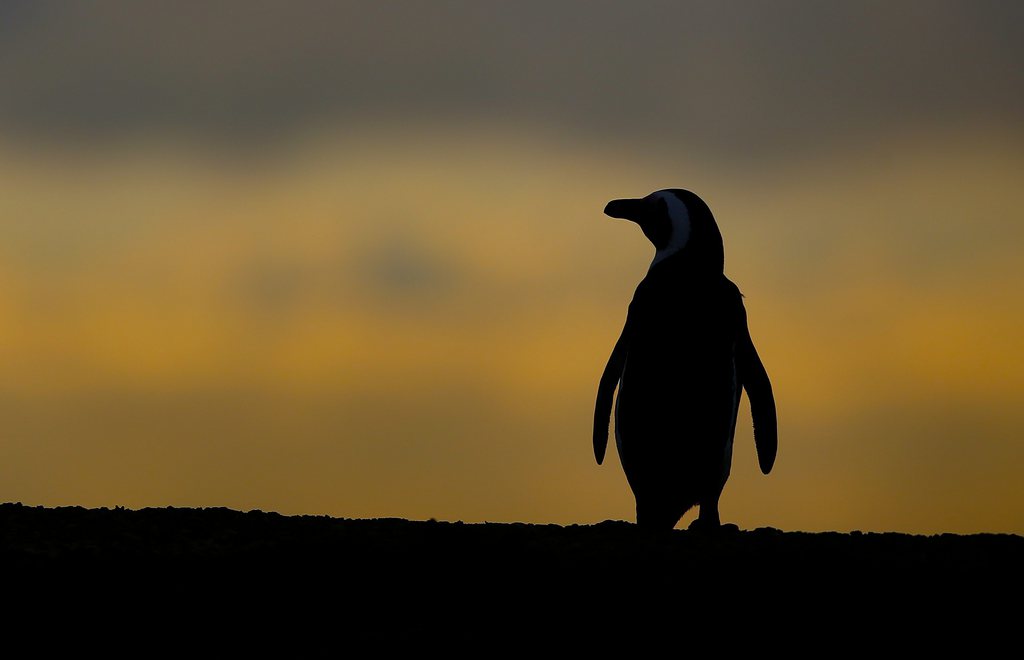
left=738, top=303, right=777, bottom=474
left=593, top=319, right=630, bottom=465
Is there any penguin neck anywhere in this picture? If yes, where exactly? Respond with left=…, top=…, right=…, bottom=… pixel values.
left=650, top=234, right=688, bottom=268
left=648, top=245, right=723, bottom=277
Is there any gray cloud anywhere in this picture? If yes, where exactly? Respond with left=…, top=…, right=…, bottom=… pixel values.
left=233, top=233, right=460, bottom=315
left=1, top=1, right=1021, bottom=162
left=355, top=238, right=459, bottom=300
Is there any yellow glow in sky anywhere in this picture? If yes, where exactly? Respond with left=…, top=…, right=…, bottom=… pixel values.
left=0, top=125, right=1021, bottom=533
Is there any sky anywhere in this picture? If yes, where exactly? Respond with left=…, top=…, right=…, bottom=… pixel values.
left=1, top=1, right=1022, bottom=533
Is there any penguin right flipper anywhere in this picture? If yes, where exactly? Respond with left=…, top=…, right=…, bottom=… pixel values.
left=593, top=317, right=631, bottom=465
left=737, top=302, right=777, bottom=474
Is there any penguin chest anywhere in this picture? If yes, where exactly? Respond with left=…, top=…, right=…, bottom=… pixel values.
left=614, top=304, right=739, bottom=488
left=616, top=352, right=737, bottom=454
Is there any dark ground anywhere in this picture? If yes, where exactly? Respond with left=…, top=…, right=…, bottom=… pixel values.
left=2, top=503, right=1020, bottom=646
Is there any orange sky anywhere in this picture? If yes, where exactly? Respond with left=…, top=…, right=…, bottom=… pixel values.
left=1, top=3, right=1022, bottom=533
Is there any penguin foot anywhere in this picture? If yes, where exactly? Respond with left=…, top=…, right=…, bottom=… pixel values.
left=687, top=517, right=720, bottom=533
left=687, top=519, right=740, bottom=534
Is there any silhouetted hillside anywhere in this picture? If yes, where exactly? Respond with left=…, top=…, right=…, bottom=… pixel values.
left=3, top=503, right=1020, bottom=645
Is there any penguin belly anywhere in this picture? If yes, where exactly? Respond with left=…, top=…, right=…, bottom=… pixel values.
left=614, top=300, right=739, bottom=528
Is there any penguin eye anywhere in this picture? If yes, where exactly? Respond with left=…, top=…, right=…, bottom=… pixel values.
left=640, top=199, right=673, bottom=249
left=651, top=213, right=673, bottom=249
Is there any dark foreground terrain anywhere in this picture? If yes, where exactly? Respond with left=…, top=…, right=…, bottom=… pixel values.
left=3, top=503, right=1021, bottom=646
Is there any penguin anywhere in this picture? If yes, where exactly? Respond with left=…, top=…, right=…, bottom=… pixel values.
left=593, top=189, right=777, bottom=530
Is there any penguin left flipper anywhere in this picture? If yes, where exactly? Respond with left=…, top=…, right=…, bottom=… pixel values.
left=737, top=302, right=777, bottom=474
left=593, top=316, right=632, bottom=465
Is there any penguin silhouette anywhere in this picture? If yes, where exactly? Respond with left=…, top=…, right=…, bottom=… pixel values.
left=593, top=189, right=777, bottom=530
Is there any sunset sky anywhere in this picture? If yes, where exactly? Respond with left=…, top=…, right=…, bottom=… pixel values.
left=1, top=1, right=1022, bottom=533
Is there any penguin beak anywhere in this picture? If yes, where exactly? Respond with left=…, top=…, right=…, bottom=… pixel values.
left=604, top=198, right=648, bottom=224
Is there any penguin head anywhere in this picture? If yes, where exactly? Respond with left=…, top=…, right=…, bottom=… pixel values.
left=604, top=189, right=724, bottom=271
